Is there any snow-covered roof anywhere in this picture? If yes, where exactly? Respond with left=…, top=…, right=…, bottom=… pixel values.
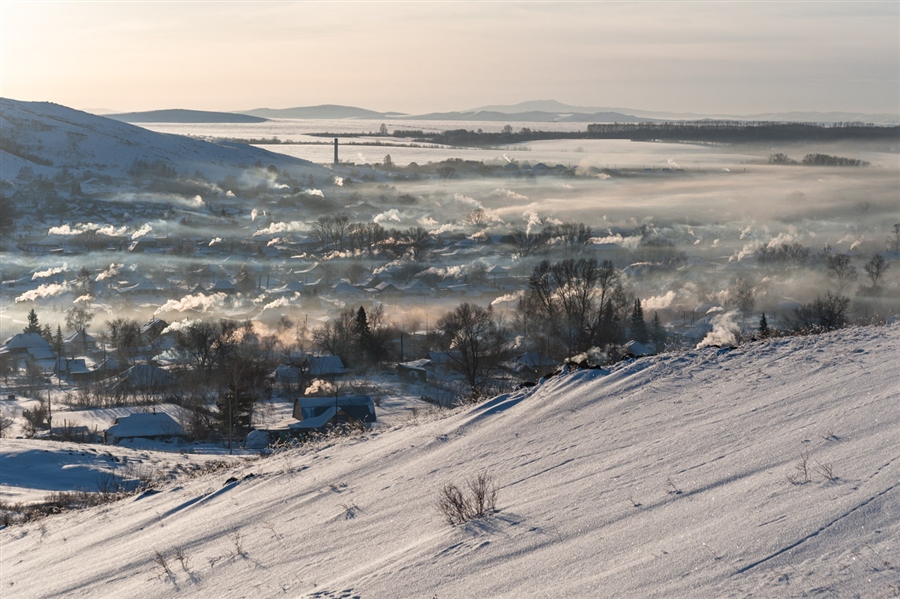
left=1, top=333, right=51, bottom=351
left=308, top=355, right=347, bottom=376
left=289, top=395, right=376, bottom=430
left=209, top=279, right=236, bottom=292
left=64, top=330, right=97, bottom=345
left=112, top=364, right=175, bottom=388
left=331, top=281, right=364, bottom=296
left=106, top=412, right=183, bottom=440
left=516, top=352, right=561, bottom=370
left=271, top=364, right=302, bottom=383
left=623, top=340, right=653, bottom=357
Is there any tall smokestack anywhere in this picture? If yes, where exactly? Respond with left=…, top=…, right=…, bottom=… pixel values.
left=333, top=138, right=338, bottom=166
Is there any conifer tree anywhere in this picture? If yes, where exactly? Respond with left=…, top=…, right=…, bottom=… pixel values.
left=650, top=311, right=666, bottom=353
left=23, top=309, right=41, bottom=334
left=630, top=299, right=649, bottom=345
left=759, top=313, right=770, bottom=338
left=354, top=306, right=375, bottom=366
left=53, top=325, right=65, bottom=357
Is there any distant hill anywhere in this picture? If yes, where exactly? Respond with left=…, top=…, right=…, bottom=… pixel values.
left=233, top=99, right=897, bottom=125
left=242, top=104, right=398, bottom=120
left=468, top=99, right=621, bottom=114
left=107, top=109, right=267, bottom=124
left=467, top=100, right=900, bottom=125
left=406, top=109, right=653, bottom=123
left=237, top=102, right=651, bottom=123
left=0, top=98, right=327, bottom=183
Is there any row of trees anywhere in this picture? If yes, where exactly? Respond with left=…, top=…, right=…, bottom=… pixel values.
left=511, top=223, right=594, bottom=258
left=310, top=214, right=432, bottom=260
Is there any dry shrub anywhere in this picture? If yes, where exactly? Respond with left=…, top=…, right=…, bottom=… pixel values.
left=437, top=471, right=498, bottom=526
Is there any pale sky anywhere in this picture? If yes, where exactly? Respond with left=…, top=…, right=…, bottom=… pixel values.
left=1, top=1, right=898, bottom=115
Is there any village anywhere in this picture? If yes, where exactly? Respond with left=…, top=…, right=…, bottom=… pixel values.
left=2, top=100, right=897, bottom=457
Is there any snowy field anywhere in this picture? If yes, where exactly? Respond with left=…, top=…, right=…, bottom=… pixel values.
left=0, top=375, right=448, bottom=505
left=2, top=324, right=898, bottom=598
left=140, top=118, right=900, bottom=168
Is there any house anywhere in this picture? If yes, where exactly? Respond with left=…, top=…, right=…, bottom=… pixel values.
left=103, top=363, right=175, bottom=394
left=119, top=278, right=160, bottom=296
left=369, top=281, right=402, bottom=298
left=56, top=357, right=93, bottom=383
left=330, top=281, right=366, bottom=301
left=289, top=395, right=376, bottom=432
left=140, top=318, right=169, bottom=342
left=104, top=412, right=184, bottom=444
left=93, top=356, right=122, bottom=376
left=63, top=330, right=98, bottom=354
left=0, top=333, right=56, bottom=371
left=623, top=340, right=653, bottom=358
left=501, top=352, right=561, bottom=381
left=401, top=279, right=434, bottom=296
left=271, top=363, right=303, bottom=385
left=209, top=279, right=237, bottom=294
left=307, top=355, right=348, bottom=378
left=397, top=358, right=430, bottom=383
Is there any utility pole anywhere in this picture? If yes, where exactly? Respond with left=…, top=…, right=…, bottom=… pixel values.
left=228, top=391, right=233, bottom=455
left=47, top=384, right=52, bottom=434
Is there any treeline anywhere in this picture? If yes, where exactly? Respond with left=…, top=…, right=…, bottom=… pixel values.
left=769, top=152, right=870, bottom=167
left=413, top=122, right=899, bottom=146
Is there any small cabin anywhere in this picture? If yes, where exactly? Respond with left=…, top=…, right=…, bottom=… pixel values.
left=105, top=412, right=184, bottom=444
left=290, top=395, right=376, bottom=432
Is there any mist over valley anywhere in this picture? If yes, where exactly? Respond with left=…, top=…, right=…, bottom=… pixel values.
left=1, top=97, right=898, bottom=598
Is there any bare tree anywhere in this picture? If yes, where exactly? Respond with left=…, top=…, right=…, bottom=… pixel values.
left=75, top=267, right=93, bottom=296
left=347, top=222, right=387, bottom=256
left=792, top=292, right=851, bottom=331
left=863, top=253, right=889, bottom=289
left=890, top=224, right=900, bottom=252
left=106, top=318, right=142, bottom=365
left=312, top=214, right=351, bottom=251
left=436, top=165, right=457, bottom=180
left=511, top=228, right=548, bottom=258
left=65, top=306, right=94, bottom=355
left=523, top=258, right=623, bottom=358
left=725, top=277, right=755, bottom=328
left=172, top=319, right=239, bottom=384
left=311, top=308, right=357, bottom=366
left=436, top=303, right=507, bottom=400
left=552, top=222, right=593, bottom=256
left=404, top=226, right=432, bottom=262
left=825, top=253, right=858, bottom=293
left=466, top=208, right=489, bottom=228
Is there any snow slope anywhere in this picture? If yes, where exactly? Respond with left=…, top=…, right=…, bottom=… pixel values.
left=0, top=439, right=237, bottom=505
left=2, top=325, right=898, bottom=598
left=0, top=98, right=328, bottom=182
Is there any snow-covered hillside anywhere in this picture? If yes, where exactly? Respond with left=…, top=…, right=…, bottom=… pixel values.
left=2, top=325, right=898, bottom=598
left=0, top=98, right=328, bottom=182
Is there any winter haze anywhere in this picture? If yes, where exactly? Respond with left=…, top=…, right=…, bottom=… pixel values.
left=1, top=2, right=899, bottom=599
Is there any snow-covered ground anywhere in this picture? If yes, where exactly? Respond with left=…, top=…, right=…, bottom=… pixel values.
left=2, top=324, right=898, bottom=597
left=0, top=375, right=446, bottom=505
left=0, top=439, right=239, bottom=505
left=0, top=98, right=329, bottom=182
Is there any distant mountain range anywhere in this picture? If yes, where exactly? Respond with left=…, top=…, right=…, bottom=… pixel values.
left=241, top=105, right=407, bottom=120
left=92, top=100, right=899, bottom=125
left=465, top=100, right=900, bottom=124
left=107, top=109, right=267, bottom=124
